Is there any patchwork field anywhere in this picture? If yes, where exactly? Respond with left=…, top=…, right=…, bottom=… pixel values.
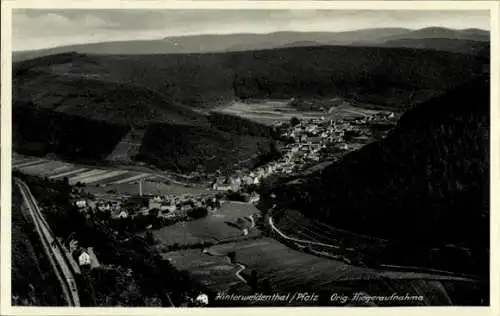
left=82, top=181, right=209, bottom=197
left=213, top=99, right=386, bottom=126
left=153, top=202, right=261, bottom=245
left=164, top=236, right=478, bottom=305
left=12, top=153, right=161, bottom=186
left=213, top=100, right=325, bottom=125
left=208, top=237, right=380, bottom=291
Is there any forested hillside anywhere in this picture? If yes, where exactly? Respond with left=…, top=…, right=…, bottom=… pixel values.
left=12, top=103, right=130, bottom=161
left=14, top=46, right=488, bottom=113
left=266, top=75, right=489, bottom=275
left=136, top=123, right=273, bottom=173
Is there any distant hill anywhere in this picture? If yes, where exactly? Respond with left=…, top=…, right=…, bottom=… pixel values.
left=379, top=38, right=489, bottom=56
left=265, top=75, right=489, bottom=275
left=12, top=28, right=409, bottom=61
left=378, top=27, right=490, bottom=42
left=12, top=27, right=490, bottom=62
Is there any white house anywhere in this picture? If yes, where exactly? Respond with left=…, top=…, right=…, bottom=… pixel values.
left=253, top=177, right=261, bottom=185
left=78, top=251, right=91, bottom=266
left=230, top=177, right=242, bottom=192
left=75, top=200, right=87, bottom=208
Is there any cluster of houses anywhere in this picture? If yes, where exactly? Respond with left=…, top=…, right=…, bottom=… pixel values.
left=211, top=112, right=397, bottom=196
left=73, top=192, right=224, bottom=221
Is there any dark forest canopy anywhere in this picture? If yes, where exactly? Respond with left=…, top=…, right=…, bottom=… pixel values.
left=14, top=45, right=488, bottom=115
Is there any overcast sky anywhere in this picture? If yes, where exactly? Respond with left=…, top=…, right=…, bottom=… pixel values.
left=13, top=9, right=490, bottom=51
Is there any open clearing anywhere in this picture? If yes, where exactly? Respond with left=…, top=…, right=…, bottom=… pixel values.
left=153, top=203, right=261, bottom=246
left=163, top=249, right=251, bottom=292
left=216, top=202, right=260, bottom=221
left=214, top=100, right=323, bottom=125
left=213, top=99, right=386, bottom=125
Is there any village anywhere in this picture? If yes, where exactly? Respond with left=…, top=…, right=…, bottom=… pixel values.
left=211, top=111, right=397, bottom=190
left=34, top=110, right=400, bottom=274
left=68, top=111, right=397, bottom=239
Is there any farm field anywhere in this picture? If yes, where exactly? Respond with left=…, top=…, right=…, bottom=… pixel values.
left=216, top=201, right=260, bottom=221
left=213, top=100, right=325, bottom=125
left=164, top=237, right=476, bottom=305
left=82, top=181, right=209, bottom=197
left=164, top=249, right=253, bottom=293
left=328, top=102, right=387, bottom=118
left=208, top=237, right=379, bottom=291
left=210, top=238, right=477, bottom=283
left=213, top=99, right=386, bottom=126
left=153, top=203, right=261, bottom=246
left=12, top=153, right=162, bottom=186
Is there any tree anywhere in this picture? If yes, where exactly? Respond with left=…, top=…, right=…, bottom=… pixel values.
left=149, top=208, right=160, bottom=218
left=145, top=231, right=155, bottom=245
left=228, top=251, right=236, bottom=263
left=249, top=270, right=259, bottom=291
left=290, top=116, right=300, bottom=127
left=187, top=207, right=208, bottom=219
left=261, top=278, right=272, bottom=294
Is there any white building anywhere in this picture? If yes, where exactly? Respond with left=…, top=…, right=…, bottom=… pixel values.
left=78, top=251, right=91, bottom=266
left=75, top=200, right=86, bottom=208
left=230, top=177, right=242, bottom=192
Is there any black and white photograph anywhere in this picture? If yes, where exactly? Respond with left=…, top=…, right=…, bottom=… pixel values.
left=1, top=1, right=496, bottom=312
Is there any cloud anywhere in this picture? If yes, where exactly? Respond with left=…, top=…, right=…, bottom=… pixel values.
left=78, top=14, right=116, bottom=29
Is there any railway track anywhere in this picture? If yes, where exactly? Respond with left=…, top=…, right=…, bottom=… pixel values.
left=15, top=178, right=81, bottom=307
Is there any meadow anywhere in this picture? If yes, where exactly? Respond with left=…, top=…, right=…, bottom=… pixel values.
left=212, top=99, right=389, bottom=127
left=163, top=249, right=250, bottom=293
left=152, top=202, right=260, bottom=246
left=213, top=100, right=324, bottom=126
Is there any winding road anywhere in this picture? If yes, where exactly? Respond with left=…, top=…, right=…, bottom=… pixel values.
left=15, top=178, right=81, bottom=307
left=268, top=214, right=483, bottom=282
